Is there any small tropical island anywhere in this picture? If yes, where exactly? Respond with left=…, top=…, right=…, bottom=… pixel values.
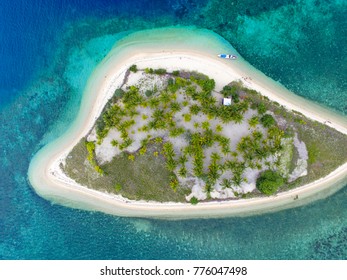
left=62, top=65, right=347, bottom=204
left=28, top=27, right=347, bottom=218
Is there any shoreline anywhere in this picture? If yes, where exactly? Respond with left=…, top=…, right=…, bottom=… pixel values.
left=28, top=28, right=347, bottom=219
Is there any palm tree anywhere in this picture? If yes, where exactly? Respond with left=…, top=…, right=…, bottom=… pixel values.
left=160, top=92, right=171, bottom=105
left=204, top=183, right=213, bottom=196
left=255, top=148, right=267, bottom=159
left=210, top=152, right=221, bottom=163
left=170, top=102, right=181, bottom=113
left=231, top=151, right=238, bottom=158
left=140, top=138, right=149, bottom=147
left=201, top=121, right=210, bottom=130
left=225, top=159, right=237, bottom=172
left=149, top=97, right=160, bottom=109
left=178, top=166, right=187, bottom=177
left=232, top=173, right=244, bottom=186
left=169, top=127, right=185, bottom=138
left=233, top=113, right=244, bottom=124
left=203, top=129, right=214, bottom=147
left=216, top=124, right=223, bottom=133
left=221, top=145, right=231, bottom=155
left=221, top=178, right=232, bottom=189
left=190, top=104, right=200, bottom=115
left=178, top=155, right=188, bottom=165
left=193, top=150, right=204, bottom=177
left=252, top=130, right=263, bottom=141
left=207, top=163, right=221, bottom=184
left=237, top=138, right=248, bottom=154
left=166, top=158, right=177, bottom=172
left=153, top=109, right=165, bottom=120
left=218, top=136, right=230, bottom=148
left=186, top=85, right=197, bottom=97
left=123, top=137, right=133, bottom=148
left=162, top=142, right=175, bottom=158
left=248, top=115, right=259, bottom=128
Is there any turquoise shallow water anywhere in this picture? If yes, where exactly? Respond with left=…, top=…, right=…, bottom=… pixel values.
left=0, top=0, right=346, bottom=259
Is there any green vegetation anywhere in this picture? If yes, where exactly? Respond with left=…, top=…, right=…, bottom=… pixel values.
left=115, top=183, right=122, bottom=192
left=63, top=68, right=347, bottom=204
left=307, top=142, right=319, bottom=165
left=129, top=64, right=137, bottom=73
left=154, top=68, right=166, bottom=75
left=256, top=170, right=284, bottom=195
left=84, top=141, right=104, bottom=175
left=183, top=114, right=192, bottom=122
left=260, top=114, right=276, bottom=128
left=64, top=140, right=187, bottom=202
left=190, top=197, right=199, bottom=205
left=241, top=80, right=347, bottom=191
left=221, top=84, right=240, bottom=103
left=111, top=139, right=118, bottom=147
left=145, top=67, right=166, bottom=75
left=248, top=115, right=259, bottom=128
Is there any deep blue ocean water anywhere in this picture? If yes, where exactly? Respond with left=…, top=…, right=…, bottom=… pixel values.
left=0, top=0, right=346, bottom=259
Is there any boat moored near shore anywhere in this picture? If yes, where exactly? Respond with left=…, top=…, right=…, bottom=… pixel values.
left=218, top=54, right=237, bottom=59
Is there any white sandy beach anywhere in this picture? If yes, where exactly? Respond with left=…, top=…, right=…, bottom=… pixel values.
left=28, top=28, right=347, bottom=219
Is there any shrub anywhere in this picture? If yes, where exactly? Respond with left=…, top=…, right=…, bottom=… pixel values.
left=114, top=88, right=125, bottom=98
left=261, top=114, right=276, bottom=128
left=129, top=64, right=137, bottom=72
left=85, top=141, right=95, bottom=154
left=231, top=93, right=239, bottom=103
left=94, top=165, right=104, bottom=175
left=201, top=79, right=215, bottom=92
left=145, top=68, right=154, bottom=74
left=114, top=183, right=122, bottom=192
left=85, top=141, right=96, bottom=164
left=154, top=68, right=166, bottom=75
left=139, top=147, right=147, bottom=155
left=172, top=70, right=180, bottom=76
left=190, top=197, right=199, bottom=205
left=169, top=178, right=179, bottom=191
left=257, top=102, right=267, bottom=114
left=128, top=154, right=135, bottom=161
left=145, top=90, right=153, bottom=97
left=256, top=170, right=284, bottom=195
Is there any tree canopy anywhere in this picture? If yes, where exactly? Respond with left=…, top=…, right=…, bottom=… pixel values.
left=256, top=170, right=284, bottom=195
left=260, top=114, right=276, bottom=128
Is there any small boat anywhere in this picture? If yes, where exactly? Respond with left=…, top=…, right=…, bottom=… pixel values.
left=218, top=54, right=237, bottom=60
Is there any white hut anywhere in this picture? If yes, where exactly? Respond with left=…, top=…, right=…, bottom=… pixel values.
left=223, top=97, right=232, bottom=106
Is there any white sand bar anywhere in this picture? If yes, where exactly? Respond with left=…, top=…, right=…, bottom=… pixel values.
left=28, top=27, right=347, bottom=219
